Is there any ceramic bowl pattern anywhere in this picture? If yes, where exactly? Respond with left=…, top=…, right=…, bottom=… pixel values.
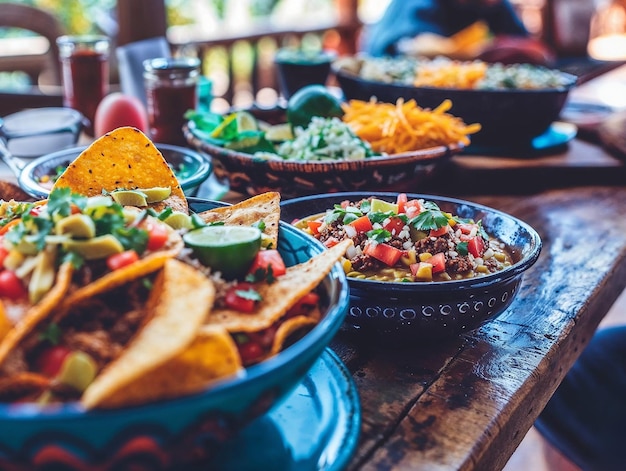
left=0, top=198, right=350, bottom=470
left=17, top=143, right=212, bottom=199
left=334, top=68, right=577, bottom=146
left=184, top=124, right=460, bottom=199
left=280, top=192, right=542, bottom=344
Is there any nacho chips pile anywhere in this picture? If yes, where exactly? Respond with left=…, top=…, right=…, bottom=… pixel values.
left=0, top=127, right=351, bottom=409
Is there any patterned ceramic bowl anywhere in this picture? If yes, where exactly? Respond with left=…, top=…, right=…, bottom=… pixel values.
left=184, top=122, right=460, bottom=200
left=281, top=192, right=542, bottom=344
left=13, top=144, right=212, bottom=200
left=0, top=198, right=350, bottom=470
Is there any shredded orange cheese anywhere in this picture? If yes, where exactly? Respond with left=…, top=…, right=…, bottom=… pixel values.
left=341, top=98, right=481, bottom=154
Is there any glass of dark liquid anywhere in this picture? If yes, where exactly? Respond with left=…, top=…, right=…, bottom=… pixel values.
left=143, top=57, right=200, bottom=146
left=274, top=48, right=336, bottom=99
left=56, top=35, right=110, bottom=136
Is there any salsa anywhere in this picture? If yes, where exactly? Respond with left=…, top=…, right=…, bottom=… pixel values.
left=294, top=194, right=514, bottom=282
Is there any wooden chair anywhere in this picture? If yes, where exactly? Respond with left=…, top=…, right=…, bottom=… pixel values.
left=0, top=2, right=66, bottom=86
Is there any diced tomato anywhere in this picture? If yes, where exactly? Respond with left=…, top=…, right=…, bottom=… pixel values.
left=340, top=200, right=350, bottom=209
left=403, top=199, right=422, bottom=218
left=468, top=236, right=485, bottom=258
left=0, top=270, right=27, bottom=301
left=456, top=223, right=477, bottom=235
left=0, top=246, right=8, bottom=269
left=429, top=225, right=449, bottom=237
left=383, top=216, right=405, bottom=235
left=29, top=205, right=44, bottom=216
left=287, top=292, right=320, bottom=318
left=396, top=193, right=408, bottom=213
left=348, top=215, right=373, bottom=234
left=428, top=252, right=446, bottom=274
left=459, top=234, right=472, bottom=242
left=146, top=222, right=169, bottom=251
left=323, top=237, right=340, bottom=248
left=364, top=242, right=403, bottom=266
left=238, top=341, right=264, bottom=365
left=224, top=282, right=259, bottom=313
left=36, top=345, right=72, bottom=378
left=106, top=250, right=140, bottom=271
left=307, top=220, right=323, bottom=236
left=248, top=249, right=286, bottom=277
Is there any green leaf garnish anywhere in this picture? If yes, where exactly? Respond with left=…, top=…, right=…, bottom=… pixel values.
left=409, top=201, right=449, bottom=231
left=456, top=241, right=469, bottom=256
left=234, top=287, right=263, bottom=302
left=367, top=228, right=391, bottom=243
left=39, top=323, right=62, bottom=345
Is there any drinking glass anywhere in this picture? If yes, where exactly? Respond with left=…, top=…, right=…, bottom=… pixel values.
left=143, top=57, right=200, bottom=145
left=57, top=35, right=110, bottom=136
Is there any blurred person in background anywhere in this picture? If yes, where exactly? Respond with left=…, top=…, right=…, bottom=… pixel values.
left=361, top=0, right=553, bottom=65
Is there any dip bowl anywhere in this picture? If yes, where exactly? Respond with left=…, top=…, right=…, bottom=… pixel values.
left=281, top=192, right=542, bottom=344
left=11, top=143, right=212, bottom=199
left=0, top=199, right=350, bottom=470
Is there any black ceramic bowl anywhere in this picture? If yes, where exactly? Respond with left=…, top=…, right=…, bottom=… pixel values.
left=184, top=123, right=460, bottom=199
left=15, top=143, right=212, bottom=199
left=281, top=192, right=542, bottom=344
left=333, top=66, right=578, bottom=146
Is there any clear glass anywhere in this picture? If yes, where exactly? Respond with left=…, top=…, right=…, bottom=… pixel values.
left=143, top=57, right=200, bottom=145
left=56, top=35, right=110, bottom=136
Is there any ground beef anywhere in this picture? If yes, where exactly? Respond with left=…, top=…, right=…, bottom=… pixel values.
left=446, top=256, right=473, bottom=274
left=351, top=253, right=382, bottom=272
left=415, top=235, right=449, bottom=254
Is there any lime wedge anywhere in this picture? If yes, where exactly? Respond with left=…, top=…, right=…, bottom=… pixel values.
left=139, top=187, right=172, bottom=203
left=183, top=225, right=262, bottom=279
left=235, top=111, right=258, bottom=132
left=265, top=123, right=294, bottom=142
left=163, top=211, right=193, bottom=230
left=210, top=113, right=238, bottom=139
left=111, top=190, right=148, bottom=207
left=370, top=198, right=398, bottom=214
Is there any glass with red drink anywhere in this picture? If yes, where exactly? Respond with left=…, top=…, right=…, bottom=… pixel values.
left=143, top=57, right=200, bottom=146
left=56, top=35, right=110, bottom=136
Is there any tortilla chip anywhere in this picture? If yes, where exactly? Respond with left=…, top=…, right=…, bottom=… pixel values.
left=85, top=326, right=241, bottom=409
left=51, top=126, right=188, bottom=214
left=269, top=314, right=319, bottom=357
left=0, top=262, right=73, bottom=366
left=57, top=221, right=184, bottom=313
left=206, top=239, right=352, bottom=332
left=198, top=192, right=280, bottom=248
left=82, top=259, right=216, bottom=409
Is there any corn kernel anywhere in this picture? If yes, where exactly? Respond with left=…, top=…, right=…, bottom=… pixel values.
left=419, top=252, right=433, bottom=262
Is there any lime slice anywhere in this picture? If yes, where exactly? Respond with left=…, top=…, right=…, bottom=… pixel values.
left=183, top=225, right=262, bottom=279
left=235, top=111, right=258, bottom=132
left=265, top=123, right=294, bottom=142
left=210, top=113, right=238, bottom=139
left=139, top=187, right=172, bottom=203
left=111, top=190, right=148, bottom=207
left=370, top=198, right=398, bottom=214
left=163, top=211, right=193, bottom=230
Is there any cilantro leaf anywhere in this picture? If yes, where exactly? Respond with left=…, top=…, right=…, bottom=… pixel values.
left=456, top=241, right=469, bottom=256
left=39, top=323, right=62, bottom=345
left=409, top=201, right=449, bottom=231
left=367, top=228, right=391, bottom=243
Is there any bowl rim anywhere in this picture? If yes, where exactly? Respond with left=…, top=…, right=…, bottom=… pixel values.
left=281, top=191, right=542, bottom=292
left=17, top=143, right=213, bottom=200
left=0, top=199, right=350, bottom=421
left=184, top=121, right=462, bottom=171
left=332, top=63, right=579, bottom=94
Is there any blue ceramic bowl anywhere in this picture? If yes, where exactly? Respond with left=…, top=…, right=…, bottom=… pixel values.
left=281, top=192, right=542, bottom=344
left=0, top=198, right=350, bottom=470
left=15, top=143, right=212, bottom=199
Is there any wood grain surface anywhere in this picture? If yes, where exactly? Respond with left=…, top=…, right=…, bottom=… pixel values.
left=335, top=186, right=626, bottom=470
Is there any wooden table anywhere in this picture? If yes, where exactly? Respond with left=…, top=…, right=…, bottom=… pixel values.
left=0, top=66, right=624, bottom=471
